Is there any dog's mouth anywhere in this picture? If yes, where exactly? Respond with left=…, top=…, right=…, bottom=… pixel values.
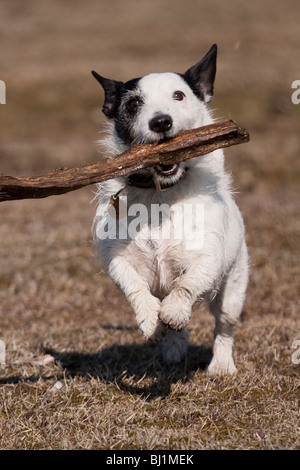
left=127, top=134, right=188, bottom=190
left=127, top=162, right=188, bottom=190
left=155, top=163, right=180, bottom=176
left=152, top=162, right=188, bottom=190
left=148, top=132, right=184, bottom=179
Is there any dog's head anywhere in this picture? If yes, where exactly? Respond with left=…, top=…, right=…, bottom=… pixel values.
left=92, top=44, right=217, bottom=187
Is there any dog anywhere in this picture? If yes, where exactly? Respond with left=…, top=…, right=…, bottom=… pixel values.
left=92, top=44, right=249, bottom=375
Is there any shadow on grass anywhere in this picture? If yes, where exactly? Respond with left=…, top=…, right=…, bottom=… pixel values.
left=45, top=338, right=212, bottom=399
left=0, top=327, right=212, bottom=398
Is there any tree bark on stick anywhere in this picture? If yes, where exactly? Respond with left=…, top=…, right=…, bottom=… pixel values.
left=0, top=120, right=249, bottom=202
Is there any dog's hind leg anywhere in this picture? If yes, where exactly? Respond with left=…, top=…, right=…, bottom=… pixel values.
left=207, top=242, right=248, bottom=375
left=161, top=329, right=189, bottom=364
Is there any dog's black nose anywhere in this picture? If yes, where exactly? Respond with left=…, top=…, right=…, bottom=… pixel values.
left=149, top=114, right=173, bottom=134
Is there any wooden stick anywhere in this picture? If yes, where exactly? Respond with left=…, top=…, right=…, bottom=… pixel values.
left=0, top=120, right=249, bottom=202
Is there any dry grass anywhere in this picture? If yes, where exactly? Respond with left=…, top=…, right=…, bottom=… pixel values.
left=0, top=0, right=299, bottom=450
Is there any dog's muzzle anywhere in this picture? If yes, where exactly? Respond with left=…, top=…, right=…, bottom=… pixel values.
left=125, top=115, right=188, bottom=191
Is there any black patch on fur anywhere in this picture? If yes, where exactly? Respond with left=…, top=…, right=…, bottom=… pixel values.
left=91, top=71, right=123, bottom=118
left=181, top=44, right=217, bottom=101
left=92, top=70, right=142, bottom=145
left=115, top=77, right=143, bottom=145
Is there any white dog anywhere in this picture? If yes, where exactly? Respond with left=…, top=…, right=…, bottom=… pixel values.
left=92, top=44, right=248, bottom=375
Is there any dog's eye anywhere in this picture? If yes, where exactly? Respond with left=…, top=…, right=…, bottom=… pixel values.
left=173, top=91, right=185, bottom=101
left=126, top=98, right=142, bottom=112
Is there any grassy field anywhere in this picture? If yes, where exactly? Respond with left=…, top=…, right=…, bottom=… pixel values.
left=0, top=0, right=299, bottom=450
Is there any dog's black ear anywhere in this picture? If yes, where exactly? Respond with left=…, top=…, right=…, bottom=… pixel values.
left=91, top=70, right=123, bottom=118
left=183, top=44, right=217, bottom=103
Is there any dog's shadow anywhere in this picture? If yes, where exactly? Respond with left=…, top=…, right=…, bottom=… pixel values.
left=46, top=331, right=212, bottom=399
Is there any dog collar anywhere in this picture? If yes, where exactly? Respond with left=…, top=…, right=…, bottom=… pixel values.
left=109, top=168, right=188, bottom=218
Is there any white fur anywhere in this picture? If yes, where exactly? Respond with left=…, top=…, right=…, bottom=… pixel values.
left=93, top=72, right=248, bottom=375
left=129, top=73, right=212, bottom=143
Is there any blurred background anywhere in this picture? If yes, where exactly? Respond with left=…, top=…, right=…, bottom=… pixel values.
left=0, top=0, right=299, bottom=367
left=0, top=0, right=299, bottom=450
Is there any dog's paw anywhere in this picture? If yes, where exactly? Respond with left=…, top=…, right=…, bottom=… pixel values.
left=147, top=320, right=166, bottom=343
left=136, top=296, right=166, bottom=342
left=159, top=289, right=191, bottom=331
left=207, top=334, right=237, bottom=376
left=207, top=357, right=237, bottom=376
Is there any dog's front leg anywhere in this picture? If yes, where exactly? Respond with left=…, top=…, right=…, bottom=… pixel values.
left=159, top=260, right=220, bottom=331
left=108, top=257, right=166, bottom=342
